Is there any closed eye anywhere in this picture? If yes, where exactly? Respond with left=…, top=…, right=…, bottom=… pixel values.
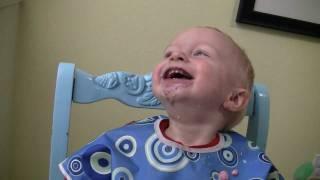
left=193, top=49, right=209, bottom=57
left=164, top=51, right=172, bottom=58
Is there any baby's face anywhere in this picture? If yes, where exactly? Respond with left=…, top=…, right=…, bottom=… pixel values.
left=152, top=27, right=241, bottom=108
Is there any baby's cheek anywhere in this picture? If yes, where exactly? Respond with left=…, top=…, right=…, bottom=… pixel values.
left=151, top=80, right=163, bottom=101
left=151, top=66, right=164, bottom=96
left=151, top=82, right=159, bottom=97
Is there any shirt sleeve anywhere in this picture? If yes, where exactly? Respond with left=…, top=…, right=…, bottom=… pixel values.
left=59, top=133, right=112, bottom=180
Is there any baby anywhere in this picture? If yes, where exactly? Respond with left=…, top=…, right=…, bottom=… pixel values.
left=59, top=27, right=283, bottom=180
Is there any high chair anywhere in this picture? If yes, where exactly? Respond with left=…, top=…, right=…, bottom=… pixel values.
left=49, top=62, right=270, bottom=180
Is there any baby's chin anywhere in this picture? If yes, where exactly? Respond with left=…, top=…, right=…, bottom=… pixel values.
left=157, top=85, right=191, bottom=106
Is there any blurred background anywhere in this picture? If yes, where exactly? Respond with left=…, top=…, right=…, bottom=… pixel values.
left=1, top=0, right=320, bottom=179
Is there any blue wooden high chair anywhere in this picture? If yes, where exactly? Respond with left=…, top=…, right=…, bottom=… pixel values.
left=49, top=62, right=270, bottom=180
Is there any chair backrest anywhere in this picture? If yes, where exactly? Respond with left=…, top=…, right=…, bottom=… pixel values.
left=49, top=62, right=270, bottom=180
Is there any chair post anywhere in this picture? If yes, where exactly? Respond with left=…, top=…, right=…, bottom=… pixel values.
left=49, top=63, right=75, bottom=180
left=246, top=84, right=270, bottom=151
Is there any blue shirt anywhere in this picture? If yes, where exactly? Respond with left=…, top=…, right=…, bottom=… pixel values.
left=59, top=115, right=283, bottom=180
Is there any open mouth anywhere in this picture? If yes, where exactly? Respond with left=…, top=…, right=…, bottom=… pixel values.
left=163, top=67, right=193, bottom=80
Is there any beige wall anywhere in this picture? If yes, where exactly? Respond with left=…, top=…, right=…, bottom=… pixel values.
left=0, top=2, right=19, bottom=180
left=11, top=0, right=320, bottom=179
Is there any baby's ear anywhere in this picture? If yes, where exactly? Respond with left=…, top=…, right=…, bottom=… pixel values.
left=223, top=88, right=250, bottom=112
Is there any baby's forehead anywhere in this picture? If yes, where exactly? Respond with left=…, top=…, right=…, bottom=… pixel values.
left=171, top=28, right=238, bottom=51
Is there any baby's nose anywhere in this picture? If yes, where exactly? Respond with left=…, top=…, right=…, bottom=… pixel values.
left=170, top=52, right=186, bottom=62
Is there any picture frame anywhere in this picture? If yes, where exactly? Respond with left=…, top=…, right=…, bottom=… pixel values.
left=236, top=0, right=320, bottom=38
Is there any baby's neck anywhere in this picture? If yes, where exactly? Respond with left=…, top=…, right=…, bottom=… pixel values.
left=165, top=115, right=224, bottom=147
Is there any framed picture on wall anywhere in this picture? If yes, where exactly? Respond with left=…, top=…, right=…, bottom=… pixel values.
left=236, top=0, right=320, bottom=38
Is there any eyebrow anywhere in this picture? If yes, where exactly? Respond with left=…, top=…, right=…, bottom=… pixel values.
left=163, top=45, right=177, bottom=54
left=163, top=44, right=220, bottom=56
left=163, top=44, right=174, bottom=51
